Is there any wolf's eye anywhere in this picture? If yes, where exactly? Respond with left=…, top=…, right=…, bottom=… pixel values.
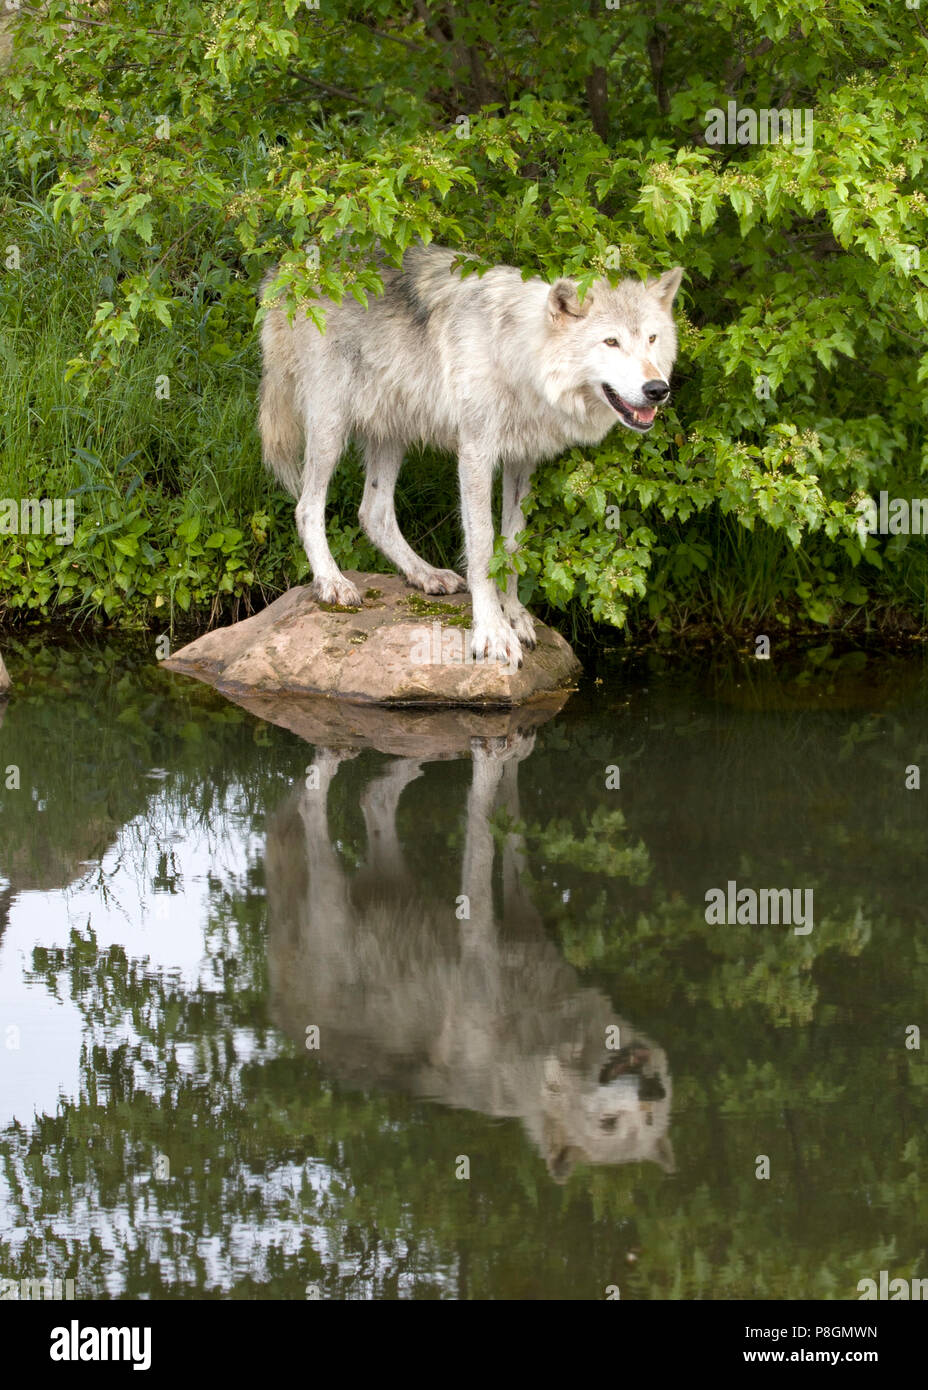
left=648, top=333, right=657, bottom=344
left=604, top=337, right=619, bottom=347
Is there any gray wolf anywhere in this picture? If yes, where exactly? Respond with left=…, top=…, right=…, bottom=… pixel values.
left=259, top=245, right=684, bottom=665
left=266, top=735, right=673, bottom=1182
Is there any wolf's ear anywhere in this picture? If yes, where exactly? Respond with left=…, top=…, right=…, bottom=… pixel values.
left=647, top=266, right=684, bottom=311
left=652, top=1134, right=675, bottom=1175
left=548, top=278, right=591, bottom=321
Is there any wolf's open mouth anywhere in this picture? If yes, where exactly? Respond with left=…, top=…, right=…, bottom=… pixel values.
left=602, top=383, right=657, bottom=431
left=599, top=1045, right=652, bottom=1085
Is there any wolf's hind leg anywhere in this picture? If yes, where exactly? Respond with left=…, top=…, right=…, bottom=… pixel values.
left=359, top=758, right=424, bottom=880
left=498, top=462, right=537, bottom=650
left=295, top=423, right=361, bottom=608
left=359, top=438, right=466, bottom=596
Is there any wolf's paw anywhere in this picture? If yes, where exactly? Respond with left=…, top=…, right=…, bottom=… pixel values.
left=311, top=575, right=362, bottom=608
left=314, top=745, right=361, bottom=769
left=408, top=566, right=468, bottom=596
left=505, top=604, right=537, bottom=650
left=303, top=746, right=360, bottom=789
left=470, top=616, right=523, bottom=669
left=470, top=729, right=536, bottom=762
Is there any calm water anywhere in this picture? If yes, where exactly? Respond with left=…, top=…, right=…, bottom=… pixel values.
left=0, top=638, right=925, bottom=1300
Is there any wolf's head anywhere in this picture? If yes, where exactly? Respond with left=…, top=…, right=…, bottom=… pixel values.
left=542, top=267, right=684, bottom=434
left=540, top=1038, right=674, bottom=1182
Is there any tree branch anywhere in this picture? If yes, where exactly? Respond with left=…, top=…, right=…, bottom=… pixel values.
left=20, top=4, right=182, bottom=41
left=289, top=72, right=371, bottom=107
left=725, top=28, right=804, bottom=94
left=647, top=23, right=670, bottom=118
left=352, top=20, right=427, bottom=56
left=725, top=36, right=775, bottom=93
left=585, top=0, right=609, bottom=142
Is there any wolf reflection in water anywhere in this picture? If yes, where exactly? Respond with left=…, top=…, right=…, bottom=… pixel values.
left=266, top=733, right=672, bottom=1183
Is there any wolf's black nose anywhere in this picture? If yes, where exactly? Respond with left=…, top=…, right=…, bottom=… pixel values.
left=642, top=379, right=670, bottom=402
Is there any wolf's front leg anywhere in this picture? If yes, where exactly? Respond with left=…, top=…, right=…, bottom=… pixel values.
left=498, top=462, right=537, bottom=650
left=458, top=444, right=523, bottom=667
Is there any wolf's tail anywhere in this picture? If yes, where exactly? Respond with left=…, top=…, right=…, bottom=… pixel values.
left=258, top=324, right=304, bottom=498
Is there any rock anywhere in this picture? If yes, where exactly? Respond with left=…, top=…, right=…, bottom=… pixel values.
left=162, top=572, right=581, bottom=707
left=0, top=652, right=10, bottom=694
left=224, top=689, right=570, bottom=755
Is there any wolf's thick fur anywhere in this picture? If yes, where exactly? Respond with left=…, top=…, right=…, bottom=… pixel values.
left=259, top=245, right=683, bottom=664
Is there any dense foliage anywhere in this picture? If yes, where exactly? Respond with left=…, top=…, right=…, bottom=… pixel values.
left=2, top=2, right=927, bottom=634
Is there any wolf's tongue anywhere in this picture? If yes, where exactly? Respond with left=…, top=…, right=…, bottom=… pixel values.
left=633, top=405, right=656, bottom=425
